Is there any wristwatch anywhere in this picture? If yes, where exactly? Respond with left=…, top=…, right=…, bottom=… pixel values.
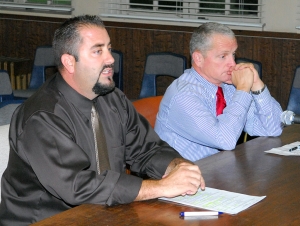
left=252, top=84, right=266, bottom=95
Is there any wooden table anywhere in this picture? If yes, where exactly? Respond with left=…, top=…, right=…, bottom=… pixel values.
left=32, top=125, right=300, bottom=226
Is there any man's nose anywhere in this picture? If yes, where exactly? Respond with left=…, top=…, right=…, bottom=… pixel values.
left=229, top=55, right=236, bottom=66
left=106, top=50, right=115, bottom=65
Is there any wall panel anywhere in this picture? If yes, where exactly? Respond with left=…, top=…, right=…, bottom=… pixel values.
left=1, top=14, right=300, bottom=110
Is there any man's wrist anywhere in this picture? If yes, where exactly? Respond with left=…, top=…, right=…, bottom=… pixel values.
left=135, top=180, right=162, bottom=201
left=164, top=158, right=193, bottom=175
left=251, top=84, right=266, bottom=95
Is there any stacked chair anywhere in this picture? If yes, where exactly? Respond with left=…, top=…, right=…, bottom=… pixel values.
left=138, top=52, right=187, bottom=99
left=14, top=45, right=56, bottom=99
left=132, top=52, right=187, bottom=130
left=0, top=70, right=24, bottom=108
left=286, top=65, right=300, bottom=115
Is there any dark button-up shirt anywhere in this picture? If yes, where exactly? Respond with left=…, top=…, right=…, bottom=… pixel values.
left=0, top=73, right=181, bottom=225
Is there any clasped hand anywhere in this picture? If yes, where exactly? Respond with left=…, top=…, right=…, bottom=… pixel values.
left=231, top=63, right=264, bottom=92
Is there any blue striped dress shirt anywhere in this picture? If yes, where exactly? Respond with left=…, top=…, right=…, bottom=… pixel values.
left=154, top=68, right=283, bottom=161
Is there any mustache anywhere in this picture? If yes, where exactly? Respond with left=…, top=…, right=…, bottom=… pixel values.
left=100, top=64, right=114, bottom=73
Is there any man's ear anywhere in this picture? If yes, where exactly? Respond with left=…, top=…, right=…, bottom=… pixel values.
left=192, top=51, right=204, bottom=67
left=61, top=54, right=75, bottom=74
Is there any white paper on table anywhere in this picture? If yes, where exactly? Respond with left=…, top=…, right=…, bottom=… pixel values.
left=264, top=141, right=300, bottom=156
left=159, top=187, right=266, bottom=215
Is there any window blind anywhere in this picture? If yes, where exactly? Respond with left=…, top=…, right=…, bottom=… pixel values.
left=0, top=0, right=73, bottom=12
left=296, top=0, right=300, bottom=30
left=99, top=0, right=264, bottom=28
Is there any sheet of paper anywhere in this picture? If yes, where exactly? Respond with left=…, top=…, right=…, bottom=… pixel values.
left=265, top=141, right=300, bottom=156
left=159, top=187, right=266, bottom=215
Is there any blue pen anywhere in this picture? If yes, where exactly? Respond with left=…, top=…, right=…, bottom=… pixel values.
left=289, top=145, right=300, bottom=152
left=180, top=211, right=223, bottom=217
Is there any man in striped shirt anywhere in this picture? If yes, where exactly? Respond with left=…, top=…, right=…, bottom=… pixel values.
left=155, top=22, right=283, bottom=161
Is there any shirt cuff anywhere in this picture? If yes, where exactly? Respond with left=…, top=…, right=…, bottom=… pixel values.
left=251, top=86, right=273, bottom=107
left=106, top=171, right=143, bottom=206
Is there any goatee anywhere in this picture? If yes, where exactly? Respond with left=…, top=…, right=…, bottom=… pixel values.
left=92, top=80, right=115, bottom=96
left=92, top=64, right=115, bottom=96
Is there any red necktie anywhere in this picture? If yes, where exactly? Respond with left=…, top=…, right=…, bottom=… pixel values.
left=216, top=86, right=226, bottom=116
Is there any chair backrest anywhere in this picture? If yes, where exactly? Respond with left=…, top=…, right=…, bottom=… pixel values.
left=28, top=45, right=56, bottom=89
left=111, top=49, right=123, bottom=91
left=138, top=52, right=187, bottom=99
left=287, top=66, right=300, bottom=115
left=0, top=70, right=24, bottom=107
left=132, top=96, right=163, bottom=128
left=0, top=70, right=13, bottom=101
left=235, top=57, right=262, bottom=78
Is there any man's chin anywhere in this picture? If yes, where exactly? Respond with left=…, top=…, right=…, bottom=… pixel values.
left=92, top=81, right=115, bottom=96
left=101, top=76, right=114, bottom=84
left=223, top=74, right=232, bottom=84
left=224, top=79, right=233, bottom=85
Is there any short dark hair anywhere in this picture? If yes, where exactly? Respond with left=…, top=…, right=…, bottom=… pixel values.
left=52, top=15, right=105, bottom=69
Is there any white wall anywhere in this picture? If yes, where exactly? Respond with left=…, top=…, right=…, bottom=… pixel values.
left=262, top=0, right=299, bottom=33
left=72, top=0, right=99, bottom=16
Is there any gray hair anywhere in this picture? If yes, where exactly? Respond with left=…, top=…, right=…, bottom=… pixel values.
left=189, top=22, right=235, bottom=56
left=52, top=15, right=105, bottom=70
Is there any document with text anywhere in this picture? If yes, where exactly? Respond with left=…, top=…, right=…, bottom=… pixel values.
left=159, top=187, right=266, bottom=215
left=265, top=141, right=300, bottom=156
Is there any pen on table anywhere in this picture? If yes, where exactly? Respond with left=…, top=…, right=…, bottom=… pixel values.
left=289, top=145, right=300, bottom=152
left=180, top=211, right=223, bottom=217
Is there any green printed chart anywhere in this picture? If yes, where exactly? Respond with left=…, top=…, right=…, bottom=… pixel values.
left=160, top=187, right=266, bottom=215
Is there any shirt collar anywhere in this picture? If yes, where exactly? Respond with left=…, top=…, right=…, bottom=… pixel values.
left=55, top=73, right=93, bottom=119
left=190, top=67, right=220, bottom=95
